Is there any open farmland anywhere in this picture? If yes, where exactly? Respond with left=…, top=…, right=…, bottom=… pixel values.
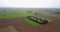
left=0, top=8, right=60, bottom=32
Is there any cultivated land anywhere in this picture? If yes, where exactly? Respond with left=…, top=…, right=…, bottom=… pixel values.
left=0, top=10, right=60, bottom=32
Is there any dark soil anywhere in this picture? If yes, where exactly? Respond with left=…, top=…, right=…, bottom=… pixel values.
left=0, top=18, right=60, bottom=32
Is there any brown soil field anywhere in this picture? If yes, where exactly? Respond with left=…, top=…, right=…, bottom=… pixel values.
left=0, top=14, right=60, bottom=32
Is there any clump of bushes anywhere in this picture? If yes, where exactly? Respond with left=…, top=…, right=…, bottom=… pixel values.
left=27, top=16, right=48, bottom=24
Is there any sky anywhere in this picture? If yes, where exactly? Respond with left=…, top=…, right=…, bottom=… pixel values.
left=0, top=0, right=60, bottom=8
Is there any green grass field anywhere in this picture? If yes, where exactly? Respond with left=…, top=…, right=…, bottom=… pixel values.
left=25, top=18, right=53, bottom=26
left=25, top=18, right=40, bottom=26
left=0, top=11, right=34, bottom=19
